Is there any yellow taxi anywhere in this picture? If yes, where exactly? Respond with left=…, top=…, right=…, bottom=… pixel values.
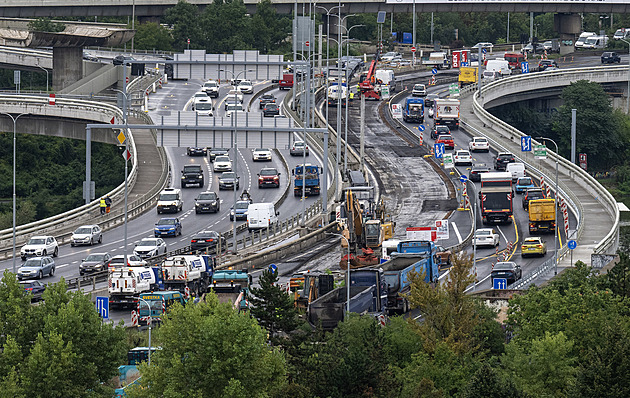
left=521, top=237, right=547, bottom=257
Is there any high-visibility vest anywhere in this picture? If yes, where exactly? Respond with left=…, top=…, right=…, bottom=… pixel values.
left=349, top=92, right=355, bottom=100
left=100, top=199, right=106, bottom=208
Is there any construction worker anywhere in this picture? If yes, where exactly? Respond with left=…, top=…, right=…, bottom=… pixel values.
left=105, top=195, right=112, bottom=213
left=349, top=91, right=355, bottom=101
left=99, top=197, right=107, bottom=215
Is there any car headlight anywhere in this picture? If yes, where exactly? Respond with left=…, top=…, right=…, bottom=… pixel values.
left=195, top=202, right=201, bottom=207
left=181, top=176, right=186, bottom=179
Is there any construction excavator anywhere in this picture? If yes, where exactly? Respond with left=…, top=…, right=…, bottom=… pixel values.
left=338, top=190, right=395, bottom=269
left=358, top=49, right=382, bottom=100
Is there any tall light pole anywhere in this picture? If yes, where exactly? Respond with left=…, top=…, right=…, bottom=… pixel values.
left=621, top=38, right=630, bottom=114
left=2, top=112, right=28, bottom=273
left=137, top=298, right=153, bottom=365
left=328, top=232, right=351, bottom=312
left=412, top=0, right=416, bottom=66
left=131, top=0, right=136, bottom=53
left=36, top=65, right=49, bottom=92
left=467, top=179, right=478, bottom=290
left=335, top=13, right=356, bottom=181
left=537, top=136, right=559, bottom=276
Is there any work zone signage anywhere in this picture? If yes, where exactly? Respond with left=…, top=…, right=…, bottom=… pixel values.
left=406, top=226, right=437, bottom=242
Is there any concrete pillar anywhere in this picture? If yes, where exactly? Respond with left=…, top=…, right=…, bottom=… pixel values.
left=554, top=13, right=581, bottom=55
left=52, top=47, right=83, bottom=91
left=329, top=14, right=346, bottom=36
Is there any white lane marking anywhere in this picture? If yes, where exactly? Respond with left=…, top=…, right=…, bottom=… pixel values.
left=438, top=269, right=450, bottom=281
left=57, top=264, right=69, bottom=269
left=464, top=274, right=491, bottom=293
left=497, top=226, right=509, bottom=245
left=451, top=222, right=462, bottom=243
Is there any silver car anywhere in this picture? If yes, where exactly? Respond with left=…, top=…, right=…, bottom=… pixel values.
left=134, top=238, right=168, bottom=259
left=71, top=224, right=102, bottom=246
left=18, top=256, right=55, bottom=280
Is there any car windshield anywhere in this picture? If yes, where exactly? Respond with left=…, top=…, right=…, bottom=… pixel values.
left=140, top=239, right=159, bottom=246
left=265, top=104, right=278, bottom=109
left=476, top=230, right=491, bottom=236
left=198, top=193, right=216, bottom=200
left=158, top=219, right=176, bottom=225
left=518, top=178, right=533, bottom=185
left=85, top=254, right=105, bottom=262
left=184, top=166, right=200, bottom=172
left=260, top=169, right=277, bottom=176
left=239, top=80, right=252, bottom=86
left=262, top=95, right=274, bottom=100
left=235, top=202, right=249, bottom=209
left=294, top=142, right=305, bottom=147
left=494, top=263, right=515, bottom=271
left=457, top=151, right=469, bottom=156
left=215, top=156, right=230, bottom=162
left=255, top=148, right=268, bottom=153
left=204, top=82, right=217, bottom=88
left=475, top=138, right=487, bottom=143
left=28, top=238, right=46, bottom=245
left=221, top=172, right=237, bottom=179
left=414, top=84, right=425, bottom=90
left=226, top=104, right=243, bottom=111
left=24, top=259, right=42, bottom=267
left=75, top=227, right=92, bottom=234
left=194, top=93, right=206, bottom=98
left=159, top=193, right=178, bottom=201
left=195, top=102, right=212, bottom=110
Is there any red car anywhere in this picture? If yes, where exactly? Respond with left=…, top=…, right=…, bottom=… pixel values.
left=436, top=134, right=454, bottom=150
left=258, top=167, right=281, bottom=188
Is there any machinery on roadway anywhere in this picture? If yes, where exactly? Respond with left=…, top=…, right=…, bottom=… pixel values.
left=480, top=172, right=514, bottom=224
left=210, top=269, right=251, bottom=312
left=293, top=164, right=321, bottom=197
left=402, top=97, right=424, bottom=123
left=161, top=255, right=214, bottom=296
left=109, top=266, right=162, bottom=309
left=358, top=50, right=382, bottom=100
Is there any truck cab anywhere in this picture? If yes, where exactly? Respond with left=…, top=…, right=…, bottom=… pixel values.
left=210, top=269, right=252, bottom=311
left=402, top=97, right=424, bottom=123
left=293, top=164, right=322, bottom=197
left=137, top=291, right=186, bottom=326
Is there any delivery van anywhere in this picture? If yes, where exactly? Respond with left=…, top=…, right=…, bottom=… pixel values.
left=485, top=59, right=511, bottom=76
left=506, top=162, right=526, bottom=182
left=374, top=69, right=396, bottom=92
left=247, top=203, right=279, bottom=232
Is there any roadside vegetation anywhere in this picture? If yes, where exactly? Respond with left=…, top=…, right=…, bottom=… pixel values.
left=0, top=133, right=125, bottom=228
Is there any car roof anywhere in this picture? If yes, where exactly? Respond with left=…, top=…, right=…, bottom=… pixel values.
left=494, top=262, right=517, bottom=270
left=524, top=237, right=542, bottom=242
left=476, top=228, right=495, bottom=233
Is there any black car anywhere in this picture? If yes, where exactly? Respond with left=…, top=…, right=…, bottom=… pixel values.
left=80, top=252, right=113, bottom=275
left=430, top=125, right=450, bottom=140
left=259, top=94, right=277, bottom=109
left=195, top=191, right=220, bottom=214
left=190, top=230, right=226, bottom=252
left=218, top=172, right=240, bottom=190
left=209, top=148, right=230, bottom=162
left=490, top=262, right=522, bottom=284
left=522, top=188, right=546, bottom=210
left=20, top=280, right=46, bottom=302
left=181, top=164, right=204, bottom=188
left=83, top=51, right=99, bottom=62
left=425, top=93, right=439, bottom=108
left=263, top=103, right=280, bottom=117
left=469, top=163, right=491, bottom=182
left=113, top=55, right=135, bottom=66
left=538, top=60, right=558, bottom=71
left=494, top=152, right=515, bottom=171
left=187, top=147, right=207, bottom=156
left=601, top=51, right=621, bottom=64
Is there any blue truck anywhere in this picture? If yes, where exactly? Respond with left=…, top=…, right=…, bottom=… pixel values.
left=402, top=97, right=424, bottom=123
left=374, top=240, right=440, bottom=314
left=308, top=268, right=387, bottom=330
left=210, top=269, right=252, bottom=312
left=293, top=164, right=321, bottom=197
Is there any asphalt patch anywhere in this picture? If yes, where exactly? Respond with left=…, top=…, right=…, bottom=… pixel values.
left=390, top=145, right=421, bottom=157
left=422, top=198, right=458, bottom=212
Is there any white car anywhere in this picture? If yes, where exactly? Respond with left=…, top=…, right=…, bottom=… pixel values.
left=472, top=42, right=494, bottom=51
left=454, top=150, right=473, bottom=166
left=412, top=84, right=426, bottom=97
left=201, top=80, right=219, bottom=98
left=225, top=103, right=244, bottom=117
left=381, top=52, right=402, bottom=62
left=237, top=80, right=253, bottom=94
left=483, top=70, right=500, bottom=80
left=109, top=254, right=147, bottom=268
left=213, top=155, right=233, bottom=172
left=468, top=136, right=490, bottom=152
left=71, top=224, right=102, bottom=246
left=20, top=235, right=58, bottom=261
left=227, top=89, right=244, bottom=103
left=473, top=228, right=500, bottom=248
left=192, top=91, right=208, bottom=101
left=192, top=99, right=214, bottom=116
left=133, top=238, right=167, bottom=259
left=252, top=148, right=272, bottom=161
left=225, top=94, right=243, bottom=106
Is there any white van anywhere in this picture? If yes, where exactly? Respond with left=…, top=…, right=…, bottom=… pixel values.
left=575, top=32, right=596, bottom=49
left=614, top=28, right=630, bottom=40
left=157, top=188, right=183, bottom=214
left=375, top=69, right=396, bottom=92
left=582, top=35, right=609, bottom=49
left=486, top=59, right=511, bottom=76
left=247, top=203, right=279, bottom=232
left=506, top=162, right=526, bottom=182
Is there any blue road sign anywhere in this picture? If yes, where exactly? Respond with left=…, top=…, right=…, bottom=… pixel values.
left=482, top=48, right=487, bottom=54
left=269, top=263, right=278, bottom=273
left=418, top=124, right=426, bottom=132
left=493, top=278, right=508, bottom=290
left=434, top=143, right=445, bottom=159
left=568, top=240, right=577, bottom=250
left=521, top=61, right=529, bottom=74
left=459, top=174, right=468, bottom=183
left=521, top=135, right=532, bottom=152
left=96, top=296, right=109, bottom=319
left=432, top=68, right=438, bottom=75
left=461, top=61, right=468, bottom=67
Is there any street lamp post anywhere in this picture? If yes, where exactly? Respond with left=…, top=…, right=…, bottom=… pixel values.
left=620, top=38, right=630, bottom=114
left=537, top=136, right=559, bottom=275
left=1, top=112, right=28, bottom=273
left=336, top=14, right=356, bottom=181
left=36, top=65, right=49, bottom=92
left=327, top=232, right=351, bottom=312
left=136, top=298, right=153, bottom=366
left=467, top=179, right=478, bottom=290
left=220, top=69, right=252, bottom=252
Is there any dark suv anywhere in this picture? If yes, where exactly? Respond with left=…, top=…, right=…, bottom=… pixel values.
left=430, top=125, right=450, bottom=140
left=181, top=165, right=204, bottom=188
left=491, top=262, right=522, bottom=284
left=494, top=152, right=515, bottom=171
left=194, top=192, right=220, bottom=214
left=522, top=188, right=546, bottom=210
left=601, top=52, right=621, bottom=64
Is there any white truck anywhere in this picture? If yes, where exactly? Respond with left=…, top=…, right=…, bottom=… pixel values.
left=422, top=52, right=451, bottom=69
left=433, top=98, right=460, bottom=129
left=108, top=266, right=160, bottom=309
left=327, top=84, right=347, bottom=106
left=161, top=255, right=214, bottom=296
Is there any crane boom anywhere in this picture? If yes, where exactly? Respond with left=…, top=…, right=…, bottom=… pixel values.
left=359, top=50, right=381, bottom=100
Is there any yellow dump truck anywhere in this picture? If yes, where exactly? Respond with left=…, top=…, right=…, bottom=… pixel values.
left=528, top=198, right=556, bottom=234
left=458, top=66, right=478, bottom=87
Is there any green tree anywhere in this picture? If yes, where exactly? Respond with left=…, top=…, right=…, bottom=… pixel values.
left=133, top=22, right=174, bottom=51
left=200, top=0, right=252, bottom=53
left=163, top=0, right=203, bottom=51
left=128, top=297, right=287, bottom=398
left=502, top=332, right=576, bottom=397
left=249, top=269, right=300, bottom=337
left=28, top=17, right=65, bottom=32
left=250, top=0, right=291, bottom=54
left=462, top=362, right=526, bottom=398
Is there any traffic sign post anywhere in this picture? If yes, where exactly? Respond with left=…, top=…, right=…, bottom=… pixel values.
left=443, top=153, right=454, bottom=169
left=96, top=296, right=109, bottom=320
left=419, top=131, right=424, bottom=146
left=411, top=46, right=416, bottom=53
left=432, top=68, right=438, bottom=75
left=521, top=61, right=529, bottom=74
left=434, top=143, right=445, bottom=159
left=568, top=239, right=577, bottom=266
left=534, top=144, right=547, bottom=160
left=493, top=278, right=508, bottom=290
left=460, top=175, right=468, bottom=183
left=521, top=135, right=532, bottom=152
left=269, top=264, right=278, bottom=273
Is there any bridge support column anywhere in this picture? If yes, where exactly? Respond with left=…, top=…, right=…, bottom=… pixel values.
left=52, top=47, right=83, bottom=91
left=328, top=14, right=346, bottom=36
left=554, top=13, right=581, bottom=55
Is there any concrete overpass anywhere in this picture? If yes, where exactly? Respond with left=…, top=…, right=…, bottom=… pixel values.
left=0, top=0, right=628, bottom=18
